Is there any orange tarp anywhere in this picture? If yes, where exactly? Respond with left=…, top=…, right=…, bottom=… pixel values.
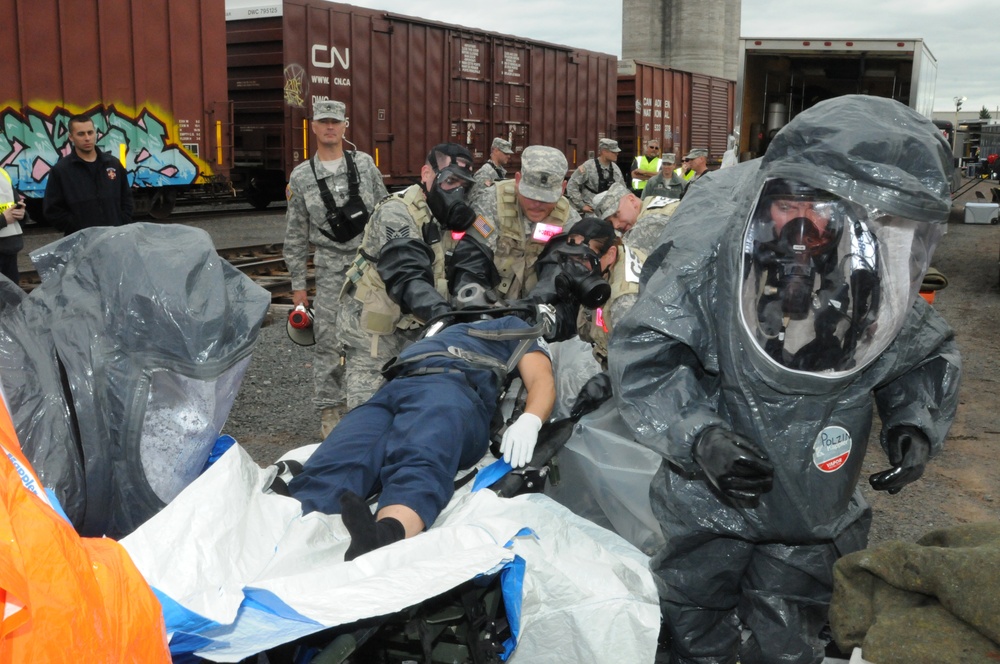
left=0, top=393, right=169, bottom=663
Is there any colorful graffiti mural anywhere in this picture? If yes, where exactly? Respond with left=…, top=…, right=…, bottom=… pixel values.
left=0, top=105, right=201, bottom=197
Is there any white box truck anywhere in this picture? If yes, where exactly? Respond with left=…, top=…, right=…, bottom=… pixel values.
left=735, top=38, right=937, bottom=159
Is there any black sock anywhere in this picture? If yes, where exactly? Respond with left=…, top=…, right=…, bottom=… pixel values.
left=340, top=492, right=406, bottom=561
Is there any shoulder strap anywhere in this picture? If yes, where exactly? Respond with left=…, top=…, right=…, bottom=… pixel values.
left=309, top=155, right=338, bottom=214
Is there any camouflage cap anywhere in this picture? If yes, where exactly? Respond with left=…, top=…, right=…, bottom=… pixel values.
left=313, top=100, right=346, bottom=122
left=684, top=148, right=708, bottom=160
left=598, top=138, right=621, bottom=153
left=491, top=137, right=514, bottom=154
left=593, top=182, right=631, bottom=220
left=662, top=152, right=677, bottom=164
left=517, top=145, right=568, bottom=203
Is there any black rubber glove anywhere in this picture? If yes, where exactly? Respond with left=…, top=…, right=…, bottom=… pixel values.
left=869, top=425, right=931, bottom=495
left=447, top=235, right=501, bottom=297
left=691, top=427, right=774, bottom=502
left=377, top=238, right=451, bottom=322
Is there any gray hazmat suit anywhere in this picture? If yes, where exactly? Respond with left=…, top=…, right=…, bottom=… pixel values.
left=609, top=95, right=961, bottom=664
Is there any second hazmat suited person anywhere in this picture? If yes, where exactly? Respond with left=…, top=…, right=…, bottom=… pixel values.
left=609, top=95, right=961, bottom=663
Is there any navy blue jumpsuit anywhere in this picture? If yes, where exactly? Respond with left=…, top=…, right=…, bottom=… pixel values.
left=288, top=316, right=547, bottom=528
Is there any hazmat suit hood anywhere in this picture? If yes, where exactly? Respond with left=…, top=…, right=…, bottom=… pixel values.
left=739, top=95, right=953, bottom=392
left=0, top=223, right=270, bottom=537
left=611, top=95, right=960, bottom=542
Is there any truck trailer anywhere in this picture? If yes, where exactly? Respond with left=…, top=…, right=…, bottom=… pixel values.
left=735, top=38, right=937, bottom=160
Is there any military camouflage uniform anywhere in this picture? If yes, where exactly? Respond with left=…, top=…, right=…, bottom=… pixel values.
left=578, top=244, right=645, bottom=369
left=473, top=161, right=506, bottom=188
left=565, top=158, right=626, bottom=213
left=283, top=151, right=388, bottom=413
left=469, top=181, right=580, bottom=301
left=641, top=170, right=687, bottom=200
left=339, top=184, right=457, bottom=408
left=623, top=195, right=681, bottom=255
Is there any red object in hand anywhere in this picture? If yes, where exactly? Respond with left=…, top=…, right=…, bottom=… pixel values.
left=288, top=305, right=313, bottom=329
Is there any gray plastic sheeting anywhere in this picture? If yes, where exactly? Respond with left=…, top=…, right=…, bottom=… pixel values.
left=0, top=223, right=270, bottom=537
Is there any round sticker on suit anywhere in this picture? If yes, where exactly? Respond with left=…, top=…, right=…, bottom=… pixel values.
left=813, top=425, right=852, bottom=473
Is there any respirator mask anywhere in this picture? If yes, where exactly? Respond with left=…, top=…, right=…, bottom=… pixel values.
left=424, top=144, right=477, bottom=231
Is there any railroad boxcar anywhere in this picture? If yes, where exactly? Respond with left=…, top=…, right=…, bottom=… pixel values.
left=226, top=0, right=618, bottom=208
left=616, top=59, right=735, bottom=177
left=0, top=0, right=232, bottom=221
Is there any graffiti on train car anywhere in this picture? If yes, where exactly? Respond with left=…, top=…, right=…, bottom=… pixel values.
left=0, top=105, right=201, bottom=196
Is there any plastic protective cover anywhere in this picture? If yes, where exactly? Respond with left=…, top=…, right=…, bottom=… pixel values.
left=0, top=223, right=270, bottom=537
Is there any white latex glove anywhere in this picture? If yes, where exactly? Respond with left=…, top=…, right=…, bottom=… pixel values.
left=500, top=413, right=543, bottom=468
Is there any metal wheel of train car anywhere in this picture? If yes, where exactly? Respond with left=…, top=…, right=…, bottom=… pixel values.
left=245, top=177, right=272, bottom=210
left=148, top=190, right=177, bottom=220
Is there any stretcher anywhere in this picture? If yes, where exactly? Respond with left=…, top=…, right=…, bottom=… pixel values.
left=121, top=437, right=659, bottom=663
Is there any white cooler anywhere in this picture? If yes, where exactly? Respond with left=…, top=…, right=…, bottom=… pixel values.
left=963, top=202, right=999, bottom=224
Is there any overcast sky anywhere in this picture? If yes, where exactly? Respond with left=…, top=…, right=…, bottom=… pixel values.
left=337, top=0, right=994, bottom=116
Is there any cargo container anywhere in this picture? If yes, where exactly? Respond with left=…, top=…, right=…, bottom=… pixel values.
left=0, top=0, right=232, bottom=221
left=735, top=38, right=937, bottom=160
left=226, top=0, right=618, bottom=208
left=616, top=59, right=735, bottom=175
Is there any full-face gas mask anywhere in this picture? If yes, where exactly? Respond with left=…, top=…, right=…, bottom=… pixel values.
left=424, top=143, right=477, bottom=231
left=535, top=233, right=611, bottom=309
left=740, top=178, right=941, bottom=377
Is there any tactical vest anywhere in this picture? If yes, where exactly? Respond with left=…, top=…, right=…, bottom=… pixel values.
left=493, top=179, right=572, bottom=299
left=347, top=185, right=455, bottom=343
left=579, top=244, right=645, bottom=368
left=631, top=156, right=661, bottom=191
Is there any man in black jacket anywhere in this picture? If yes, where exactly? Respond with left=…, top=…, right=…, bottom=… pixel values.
left=43, top=115, right=133, bottom=235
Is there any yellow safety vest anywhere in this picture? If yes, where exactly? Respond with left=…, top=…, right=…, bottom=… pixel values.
left=632, top=155, right=661, bottom=191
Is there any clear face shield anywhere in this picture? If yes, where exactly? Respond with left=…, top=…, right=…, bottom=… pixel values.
left=137, top=356, right=252, bottom=504
left=739, top=179, right=943, bottom=377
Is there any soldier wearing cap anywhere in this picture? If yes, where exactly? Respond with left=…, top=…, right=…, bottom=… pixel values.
left=473, top=137, right=515, bottom=189
left=593, top=182, right=680, bottom=256
left=338, top=143, right=499, bottom=409
left=642, top=153, right=687, bottom=200
left=683, top=148, right=710, bottom=181
left=284, top=99, right=388, bottom=437
left=468, top=145, right=581, bottom=303
left=566, top=137, right=627, bottom=214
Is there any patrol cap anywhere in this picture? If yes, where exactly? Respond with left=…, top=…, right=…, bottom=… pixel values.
left=313, top=100, right=346, bottom=122
left=593, top=182, right=632, bottom=220
left=684, top=148, right=708, bottom=160
left=517, top=145, right=568, bottom=203
left=569, top=216, right=617, bottom=253
left=491, top=137, right=514, bottom=154
left=426, top=143, right=476, bottom=183
left=598, top=138, right=621, bottom=153
left=662, top=152, right=677, bottom=164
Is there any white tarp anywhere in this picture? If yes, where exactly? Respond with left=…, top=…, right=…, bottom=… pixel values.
left=121, top=443, right=659, bottom=662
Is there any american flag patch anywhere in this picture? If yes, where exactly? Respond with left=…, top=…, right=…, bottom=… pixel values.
left=471, top=215, right=495, bottom=239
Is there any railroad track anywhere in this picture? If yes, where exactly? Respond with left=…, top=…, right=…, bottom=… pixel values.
left=17, top=243, right=313, bottom=307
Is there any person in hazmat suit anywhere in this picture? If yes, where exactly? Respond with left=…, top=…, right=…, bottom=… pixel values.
left=608, top=95, right=961, bottom=663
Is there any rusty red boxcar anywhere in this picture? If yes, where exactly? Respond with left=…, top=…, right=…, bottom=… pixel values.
left=0, top=0, right=232, bottom=220
left=227, top=0, right=618, bottom=208
left=616, top=59, right=735, bottom=176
